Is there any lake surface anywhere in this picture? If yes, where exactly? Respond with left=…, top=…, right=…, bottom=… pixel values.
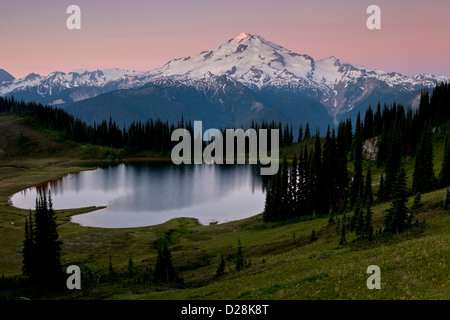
left=10, top=163, right=267, bottom=228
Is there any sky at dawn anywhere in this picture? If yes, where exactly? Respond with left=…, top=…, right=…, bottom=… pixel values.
left=1, top=0, right=449, bottom=78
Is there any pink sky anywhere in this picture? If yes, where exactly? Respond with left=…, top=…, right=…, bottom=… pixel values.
left=1, top=0, right=449, bottom=78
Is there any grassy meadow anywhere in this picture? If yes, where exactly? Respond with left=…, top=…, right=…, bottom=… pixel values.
left=0, top=115, right=449, bottom=300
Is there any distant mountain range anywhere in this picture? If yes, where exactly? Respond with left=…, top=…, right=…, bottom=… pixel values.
left=1, top=33, right=449, bottom=129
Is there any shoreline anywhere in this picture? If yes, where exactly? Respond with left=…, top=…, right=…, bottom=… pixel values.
left=4, top=157, right=263, bottom=230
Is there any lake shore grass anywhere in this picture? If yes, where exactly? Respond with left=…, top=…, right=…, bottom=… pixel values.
left=1, top=154, right=449, bottom=300
left=0, top=115, right=449, bottom=300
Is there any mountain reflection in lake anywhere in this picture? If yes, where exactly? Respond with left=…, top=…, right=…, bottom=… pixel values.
left=10, top=163, right=268, bottom=228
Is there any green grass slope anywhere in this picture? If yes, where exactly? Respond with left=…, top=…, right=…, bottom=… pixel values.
left=0, top=115, right=449, bottom=300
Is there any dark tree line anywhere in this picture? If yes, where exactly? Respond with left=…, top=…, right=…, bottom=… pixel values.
left=264, top=82, right=450, bottom=238
left=264, top=126, right=350, bottom=221
left=22, top=191, right=63, bottom=287
left=0, top=96, right=300, bottom=156
left=0, top=96, right=177, bottom=154
left=5, top=81, right=450, bottom=231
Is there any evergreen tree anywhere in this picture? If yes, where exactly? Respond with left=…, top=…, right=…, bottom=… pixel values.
left=322, top=127, right=339, bottom=213
left=364, top=167, right=374, bottom=207
left=304, top=123, right=311, bottom=140
left=353, top=199, right=365, bottom=238
left=363, top=106, right=374, bottom=140
left=439, top=136, right=450, bottom=188
left=374, top=102, right=383, bottom=136
left=154, top=238, right=177, bottom=283
left=412, top=192, right=422, bottom=210
left=22, top=211, right=35, bottom=280
left=272, top=168, right=282, bottom=221
left=107, top=256, right=118, bottom=282
left=289, top=126, right=294, bottom=146
left=339, top=216, right=347, bottom=246
left=298, top=125, right=303, bottom=143
left=377, top=175, right=385, bottom=203
left=296, top=147, right=308, bottom=216
left=412, top=127, right=435, bottom=194
left=445, top=188, right=450, bottom=209
left=280, top=154, right=290, bottom=220
left=235, top=238, right=245, bottom=272
left=345, top=118, right=353, bottom=154
left=311, top=133, right=324, bottom=214
left=263, top=166, right=282, bottom=222
left=350, top=125, right=364, bottom=207
left=365, top=205, right=374, bottom=241
left=108, top=256, right=115, bottom=277
left=263, top=175, right=276, bottom=222
left=328, top=210, right=335, bottom=226
left=405, top=108, right=414, bottom=159
left=310, top=229, right=318, bottom=243
left=383, top=129, right=403, bottom=199
left=418, top=90, right=430, bottom=124
left=336, top=123, right=349, bottom=208
left=384, top=163, right=409, bottom=234
left=128, top=255, right=134, bottom=278
left=215, top=254, right=226, bottom=277
left=33, top=191, right=63, bottom=286
left=289, top=154, right=298, bottom=219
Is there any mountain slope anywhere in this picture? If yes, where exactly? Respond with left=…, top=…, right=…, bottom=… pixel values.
left=1, top=33, right=449, bottom=128
left=0, top=69, right=145, bottom=106
left=143, top=33, right=448, bottom=120
left=0, top=69, right=15, bottom=84
left=62, top=75, right=296, bottom=128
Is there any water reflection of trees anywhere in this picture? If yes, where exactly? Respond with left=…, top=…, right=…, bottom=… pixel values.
left=105, top=163, right=268, bottom=212
left=35, top=174, right=72, bottom=195
left=18, top=163, right=268, bottom=212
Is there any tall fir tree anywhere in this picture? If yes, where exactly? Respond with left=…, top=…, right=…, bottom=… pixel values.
left=311, top=133, right=324, bottom=214
left=377, top=174, right=385, bottom=203
left=354, top=200, right=365, bottom=239
left=350, top=119, right=364, bottom=207
left=263, top=176, right=275, bottom=222
left=383, top=129, right=403, bottom=199
left=322, top=127, right=339, bottom=213
left=304, top=123, right=311, bottom=140
left=108, top=256, right=115, bottom=278
left=384, top=163, right=409, bottom=234
left=363, top=106, right=374, bottom=140
left=22, top=211, right=36, bottom=280
left=296, top=147, right=309, bottom=216
left=339, top=215, right=347, bottom=246
left=128, top=255, right=134, bottom=278
left=289, top=154, right=298, bottom=219
left=364, top=166, right=374, bottom=207
left=215, top=254, right=226, bottom=277
left=365, top=205, right=374, bottom=241
left=445, top=188, right=450, bottom=209
left=263, top=167, right=282, bottom=222
left=235, top=238, right=245, bottom=272
left=33, top=191, right=63, bottom=286
left=412, top=126, right=435, bottom=194
left=439, top=136, right=450, bottom=188
left=154, top=237, right=177, bottom=283
left=298, top=125, right=303, bottom=143
left=280, top=154, right=290, bottom=220
left=336, top=123, right=349, bottom=208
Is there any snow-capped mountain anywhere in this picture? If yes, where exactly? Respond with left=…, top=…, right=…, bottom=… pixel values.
left=0, top=68, right=145, bottom=105
left=1, top=33, right=449, bottom=128
left=143, top=33, right=449, bottom=117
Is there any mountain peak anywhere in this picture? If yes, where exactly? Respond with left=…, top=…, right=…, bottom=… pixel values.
left=231, top=33, right=252, bottom=42
left=24, top=73, right=41, bottom=81
left=0, top=69, right=15, bottom=84
left=2, top=33, right=448, bottom=119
